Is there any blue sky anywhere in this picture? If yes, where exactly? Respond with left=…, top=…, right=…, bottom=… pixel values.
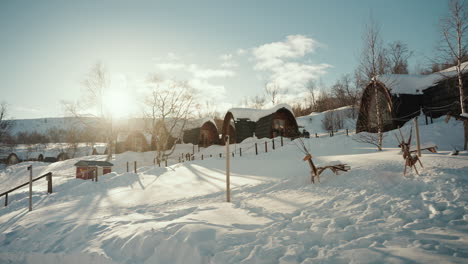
left=0, top=0, right=449, bottom=119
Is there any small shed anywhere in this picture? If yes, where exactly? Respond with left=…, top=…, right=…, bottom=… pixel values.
left=74, top=160, right=114, bottom=180
left=222, top=104, right=299, bottom=143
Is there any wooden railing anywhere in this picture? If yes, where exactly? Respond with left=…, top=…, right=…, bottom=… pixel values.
left=0, top=172, right=52, bottom=207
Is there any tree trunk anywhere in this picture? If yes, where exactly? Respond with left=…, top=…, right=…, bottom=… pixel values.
left=374, top=82, right=383, bottom=150
left=464, top=120, right=468, bottom=150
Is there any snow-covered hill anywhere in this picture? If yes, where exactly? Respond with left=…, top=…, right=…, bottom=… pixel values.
left=0, top=115, right=467, bottom=263
left=296, top=106, right=357, bottom=136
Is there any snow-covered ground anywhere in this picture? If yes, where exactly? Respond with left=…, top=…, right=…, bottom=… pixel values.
left=0, top=116, right=467, bottom=263
left=296, top=106, right=357, bottom=136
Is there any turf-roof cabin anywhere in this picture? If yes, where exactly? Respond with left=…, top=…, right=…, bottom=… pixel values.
left=183, top=119, right=219, bottom=147
left=222, top=104, right=299, bottom=144
left=356, top=64, right=468, bottom=133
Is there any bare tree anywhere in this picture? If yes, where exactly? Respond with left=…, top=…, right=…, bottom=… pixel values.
left=440, top=0, right=468, bottom=149
left=264, top=82, right=281, bottom=105
left=63, top=62, right=113, bottom=159
left=387, top=41, right=413, bottom=74
left=353, top=132, right=383, bottom=151
left=305, top=79, right=317, bottom=111
left=358, top=17, right=386, bottom=150
left=0, top=102, right=13, bottom=144
left=145, top=75, right=194, bottom=162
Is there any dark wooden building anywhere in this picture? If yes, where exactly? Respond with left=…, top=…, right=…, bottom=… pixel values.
left=357, top=67, right=468, bottom=133
left=221, top=104, right=300, bottom=144
left=115, top=131, right=152, bottom=153
left=183, top=120, right=219, bottom=147
left=74, top=160, right=113, bottom=180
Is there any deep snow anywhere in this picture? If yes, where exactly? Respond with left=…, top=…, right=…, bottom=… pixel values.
left=0, top=116, right=467, bottom=264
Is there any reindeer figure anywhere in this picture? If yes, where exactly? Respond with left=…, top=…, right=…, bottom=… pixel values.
left=395, top=128, right=423, bottom=176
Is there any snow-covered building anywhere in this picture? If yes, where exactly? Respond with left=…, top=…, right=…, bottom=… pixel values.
left=221, top=104, right=299, bottom=144
left=115, top=131, right=153, bottom=153
left=182, top=119, right=220, bottom=147
left=357, top=64, right=468, bottom=133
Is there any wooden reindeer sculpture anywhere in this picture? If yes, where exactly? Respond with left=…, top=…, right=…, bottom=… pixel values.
left=296, top=137, right=350, bottom=184
left=395, top=127, right=423, bottom=176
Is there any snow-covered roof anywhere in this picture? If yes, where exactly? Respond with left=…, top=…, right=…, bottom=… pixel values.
left=376, top=61, right=468, bottom=95
left=228, top=104, right=294, bottom=122
left=184, top=118, right=217, bottom=130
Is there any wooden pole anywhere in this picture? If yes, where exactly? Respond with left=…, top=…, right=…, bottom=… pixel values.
left=153, top=158, right=155, bottom=165
left=165, top=159, right=167, bottom=167
left=226, top=136, right=230, bottom=202
left=4, top=193, right=8, bottom=206
left=346, top=129, right=349, bottom=136
left=232, top=152, right=234, bottom=157
left=265, top=141, right=267, bottom=152
left=95, top=168, right=98, bottom=182
left=134, top=161, right=137, bottom=173
left=158, top=159, right=160, bottom=167
left=315, top=133, right=318, bottom=138
left=240, top=148, right=242, bottom=157
left=219, top=153, right=222, bottom=158
left=201, top=154, right=204, bottom=160
left=255, top=143, right=258, bottom=155
left=198, top=145, right=200, bottom=152
left=414, top=117, right=421, bottom=157
left=272, top=138, right=275, bottom=150
left=192, top=145, right=195, bottom=155
left=47, top=173, right=52, bottom=193
left=28, top=165, right=32, bottom=212
left=126, top=162, right=129, bottom=172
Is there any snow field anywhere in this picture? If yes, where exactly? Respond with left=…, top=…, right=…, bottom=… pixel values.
left=0, top=116, right=467, bottom=263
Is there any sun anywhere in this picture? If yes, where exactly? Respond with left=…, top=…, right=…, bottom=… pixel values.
left=104, top=91, right=133, bottom=119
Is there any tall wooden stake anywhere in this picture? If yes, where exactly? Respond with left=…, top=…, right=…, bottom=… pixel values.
left=225, top=136, right=230, bottom=202
left=28, top=165, right=32, bottom=212
left=414, top=117, right=421, bottom=157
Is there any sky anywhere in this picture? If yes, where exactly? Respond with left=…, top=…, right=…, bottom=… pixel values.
left=0, top=0, right=450, bottom=119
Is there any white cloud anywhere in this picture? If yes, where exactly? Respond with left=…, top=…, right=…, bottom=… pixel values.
left=251, top=35, right=330, bottom=93
left=220, top=54, right=233, bottom=60
left=237, top=48, right=246, bottom=55
left=188, top=64, right=235, bottom=79
left=253, top=35, right=320, bottom=70
left=155, top=63, right=186, bottom=71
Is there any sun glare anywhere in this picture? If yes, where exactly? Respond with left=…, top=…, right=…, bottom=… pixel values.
left=105, top=91, right=132, bottom=119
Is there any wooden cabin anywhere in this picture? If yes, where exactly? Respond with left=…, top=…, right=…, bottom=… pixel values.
left=221, top=104, right=300, bottom=144
left=357, top=65, right=468, bottom=133
left=74, top=160, right=113, bottom=180
left=115, top=131, right=152, bottom=153
left=183, top=119, right=219, bottom=147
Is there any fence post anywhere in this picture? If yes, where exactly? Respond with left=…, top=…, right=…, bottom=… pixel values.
left=281, top=136, right=283, bottom=146
left=240, top=148, right=242, bottom=157
left=272, top=138, right=275, bottom=150
left=315, top=133, right=318, bottom=138
left=232, top=152, right=234, bottom=157
left=158, top=159, right=161, bottom=167
left=47, top=173, right=52, bottom=194
left=192, top=145, right=195, bottom=155
left=28, top=165, right=32, bottom=212
left=415, top=117, right=421, bottom=157
left=265, top=141, right=268, bottom=152
left=153, top=158, right=156, bottom=165
left=4, top=193, right=8, bottom=207
left=95, top=169, right=98, bottom=182
left=210, top=154, right=212, bottom=158
left=255, top=143, right=258, bottom=155
left=202, top=154, right=204, bottom=160
left=165, top=159, right=168, bottom=167
left=225, top=135, right=230, bottom=202
left=219, top=153, right=222, bottom=158
left=198, top=145, right=200, bottom=152
left=425, top=114, right=428, bottom=125
left=126, top=162, right=129, bottom=172
left=134, top=161, right=137, bottom=173
left=346, top=129, right=349, bottom=136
